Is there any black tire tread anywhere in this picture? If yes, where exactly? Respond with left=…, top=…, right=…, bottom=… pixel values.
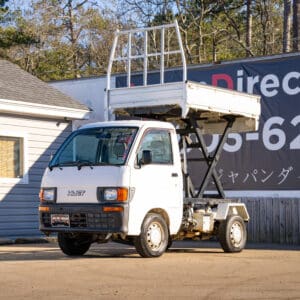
left=58, top=233, right=91, bottom=256
left=134, top=213, right=168, bottom=258
left=218, top=215, right=247, bottom=253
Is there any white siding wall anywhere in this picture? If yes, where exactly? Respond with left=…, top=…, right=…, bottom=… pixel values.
left=0, top=114, right=72, bottom=238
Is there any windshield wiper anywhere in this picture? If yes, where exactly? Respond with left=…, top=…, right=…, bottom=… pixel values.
left=49, top=160, right=121, bottom=171
left=48, top=163, right=64, bottom=171
left=76, top=160, right=94, bottom=170
left=49, top=160, right=94, bottom=171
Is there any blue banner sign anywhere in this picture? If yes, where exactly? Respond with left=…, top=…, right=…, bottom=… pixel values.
left=116, top=54, right=300, bottom=190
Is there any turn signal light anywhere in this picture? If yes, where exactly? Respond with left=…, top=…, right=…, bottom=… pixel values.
left=39, top=206, right=50, bottom=212
left=39, top=189, right=44, bottom=201
left=117, top=188, right=128, bottom=202
left=103, top=206, right=124, bottom=213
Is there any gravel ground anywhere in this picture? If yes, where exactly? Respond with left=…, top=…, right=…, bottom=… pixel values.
left=0, top=240, right=299, bottom=299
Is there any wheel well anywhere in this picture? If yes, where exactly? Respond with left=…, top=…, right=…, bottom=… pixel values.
left=147, top=208, right=170, bottom=228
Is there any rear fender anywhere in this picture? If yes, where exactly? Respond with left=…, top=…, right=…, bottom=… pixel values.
left=215, top=203, right=250, bottom=221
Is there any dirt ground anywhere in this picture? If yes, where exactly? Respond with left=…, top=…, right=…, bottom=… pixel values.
left=0, top=241, right=299, bottom=300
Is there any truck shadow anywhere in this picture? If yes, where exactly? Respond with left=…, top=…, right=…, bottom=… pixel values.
left=0, top=241, right=224, bottom=262
left=168, top=248, right=222, bottom=254
left=2, top=240, right=299, bottom=262
left=0, top=245, right=138, bottom=262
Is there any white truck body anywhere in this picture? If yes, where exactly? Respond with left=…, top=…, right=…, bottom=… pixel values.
left=39, top=22, right=260, bottom=257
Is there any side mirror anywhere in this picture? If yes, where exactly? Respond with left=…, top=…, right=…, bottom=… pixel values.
left=138, top=150, right=152, bottom=166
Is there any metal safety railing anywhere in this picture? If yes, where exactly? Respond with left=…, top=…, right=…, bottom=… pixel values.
left=104, top=21, right=187, bottom=120
left=106, top=20, right=187, bottom=91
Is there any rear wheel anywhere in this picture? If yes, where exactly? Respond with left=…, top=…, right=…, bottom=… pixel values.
left=218, top=215, right=247, bottom=253
left=134, top=213, right=168, bottom=258
left=58, top=233, right=92, bottom=256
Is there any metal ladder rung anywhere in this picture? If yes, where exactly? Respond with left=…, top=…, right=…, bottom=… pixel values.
left=114, top=50, right=183, bottom=62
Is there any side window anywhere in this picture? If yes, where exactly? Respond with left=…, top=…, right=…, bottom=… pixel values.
left=138, top=129, right=173, bottom=164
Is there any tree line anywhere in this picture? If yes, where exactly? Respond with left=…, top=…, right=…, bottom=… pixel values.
left=0, top=0, right=299, bottom=81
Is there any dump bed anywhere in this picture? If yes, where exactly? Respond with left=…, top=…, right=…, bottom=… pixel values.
left=106, top=22, right=261, bottom=134
left=109, top=81, right=260, bottom=134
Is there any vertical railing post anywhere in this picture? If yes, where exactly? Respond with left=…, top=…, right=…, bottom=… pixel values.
left=143, top=31, right=148, bottom=86
left=174, top=20, right=187, bottom=82
left=160, top=27, right=165, bottom=84
left=105, top=30, right=119, bottom=121
left=127, top=32, right=132, bottom=88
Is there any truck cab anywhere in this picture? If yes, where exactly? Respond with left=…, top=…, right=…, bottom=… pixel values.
left=39, top=120, right=183, bottom=257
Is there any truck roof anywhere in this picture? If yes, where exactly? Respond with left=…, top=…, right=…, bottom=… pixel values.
left=79, top=120, right=175, bottom=130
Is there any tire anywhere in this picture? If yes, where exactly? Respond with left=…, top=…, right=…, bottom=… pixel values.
left=134, top=213, right=168, bottom=258
left=167, top=235, right=173, bottom=250
left=218, top=215, right=247, bottom=253
left=58, top=233, right=91, bottom=256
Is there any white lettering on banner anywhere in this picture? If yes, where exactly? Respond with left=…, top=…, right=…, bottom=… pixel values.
left=282, top=71, right=300, bottom=95
left=290, top=115, right=300, bottom=149
left=237, top=69, right=244, bottom=92
left=206, top=115, right=300, bottom=153
left=214, top=166, right=297, bottom=185
left=233, top=70, right=300, bottom=97
left=260, top=74, right=280, bottom=97
left=247, top=75, right=259, bottom=94
left=223, top=133, right=242, bottom=152
left=206, top=135, right=219, bottom=153
left=262, top=116, right=286, bottom=151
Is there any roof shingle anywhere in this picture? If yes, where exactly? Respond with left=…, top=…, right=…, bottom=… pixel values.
left=0, top=59, right=89, bottom=111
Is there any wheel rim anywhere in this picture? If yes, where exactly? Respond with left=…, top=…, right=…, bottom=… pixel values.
left=230, top=221, right=243, bottom=247
left=146, top=222, right=163, bottom=250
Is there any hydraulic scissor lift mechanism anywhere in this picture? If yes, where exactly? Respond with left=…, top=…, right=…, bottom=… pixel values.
left=106, top=21, right=261, bottom=201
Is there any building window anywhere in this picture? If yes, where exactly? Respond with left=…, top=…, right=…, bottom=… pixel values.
left=0, top=132, right=28, bottom=184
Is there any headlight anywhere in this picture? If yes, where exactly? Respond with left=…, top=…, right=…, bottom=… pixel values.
left=101, top=187, right=128, bottom=202
left=39, top=188, right=56, bottom=202
left=104, top=189, right=118, bottom=201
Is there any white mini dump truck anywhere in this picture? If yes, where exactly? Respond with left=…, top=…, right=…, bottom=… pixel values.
left=39, top=22, right=261, bottom=257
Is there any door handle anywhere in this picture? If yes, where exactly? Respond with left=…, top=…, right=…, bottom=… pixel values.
left=171, top=173, right=178, bottom=177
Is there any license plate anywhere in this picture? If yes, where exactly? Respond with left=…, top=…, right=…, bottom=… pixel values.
left=51, top=214, right=70, bottom=227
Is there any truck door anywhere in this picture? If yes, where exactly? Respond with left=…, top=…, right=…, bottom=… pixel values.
left=128, top=128, right=182, bottom=235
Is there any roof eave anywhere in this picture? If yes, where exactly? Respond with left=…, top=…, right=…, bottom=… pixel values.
left=0, top=98, right=90, bottom=120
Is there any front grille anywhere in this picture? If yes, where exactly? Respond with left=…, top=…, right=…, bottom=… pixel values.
left=41, top=211, right=119, bottom=230
left=71, top=213, right=87, bottom=228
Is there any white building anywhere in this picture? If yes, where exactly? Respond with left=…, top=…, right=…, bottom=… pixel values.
left=0, top=59, right=90, bottom=238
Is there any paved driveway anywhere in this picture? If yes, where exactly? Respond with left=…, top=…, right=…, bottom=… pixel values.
left=0, top=241, right=299, bottom=299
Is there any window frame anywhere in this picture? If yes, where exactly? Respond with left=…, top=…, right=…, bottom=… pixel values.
left=0, top=130, right=29, bottom=184
left=136, top=128, right=174, bottom=165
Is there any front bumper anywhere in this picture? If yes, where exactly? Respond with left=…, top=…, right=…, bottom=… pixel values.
left=39, top=203, right=128, bottom=234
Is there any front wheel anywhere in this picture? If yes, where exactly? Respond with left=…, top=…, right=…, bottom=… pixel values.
left=218, top=215, right=247, bottom=253
left=134, top=213, right=168, bottom=258
left=58, top=233, right=92, bottom=256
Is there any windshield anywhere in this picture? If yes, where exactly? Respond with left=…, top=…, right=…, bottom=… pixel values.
left=49, top=126, right=138, bottom=169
